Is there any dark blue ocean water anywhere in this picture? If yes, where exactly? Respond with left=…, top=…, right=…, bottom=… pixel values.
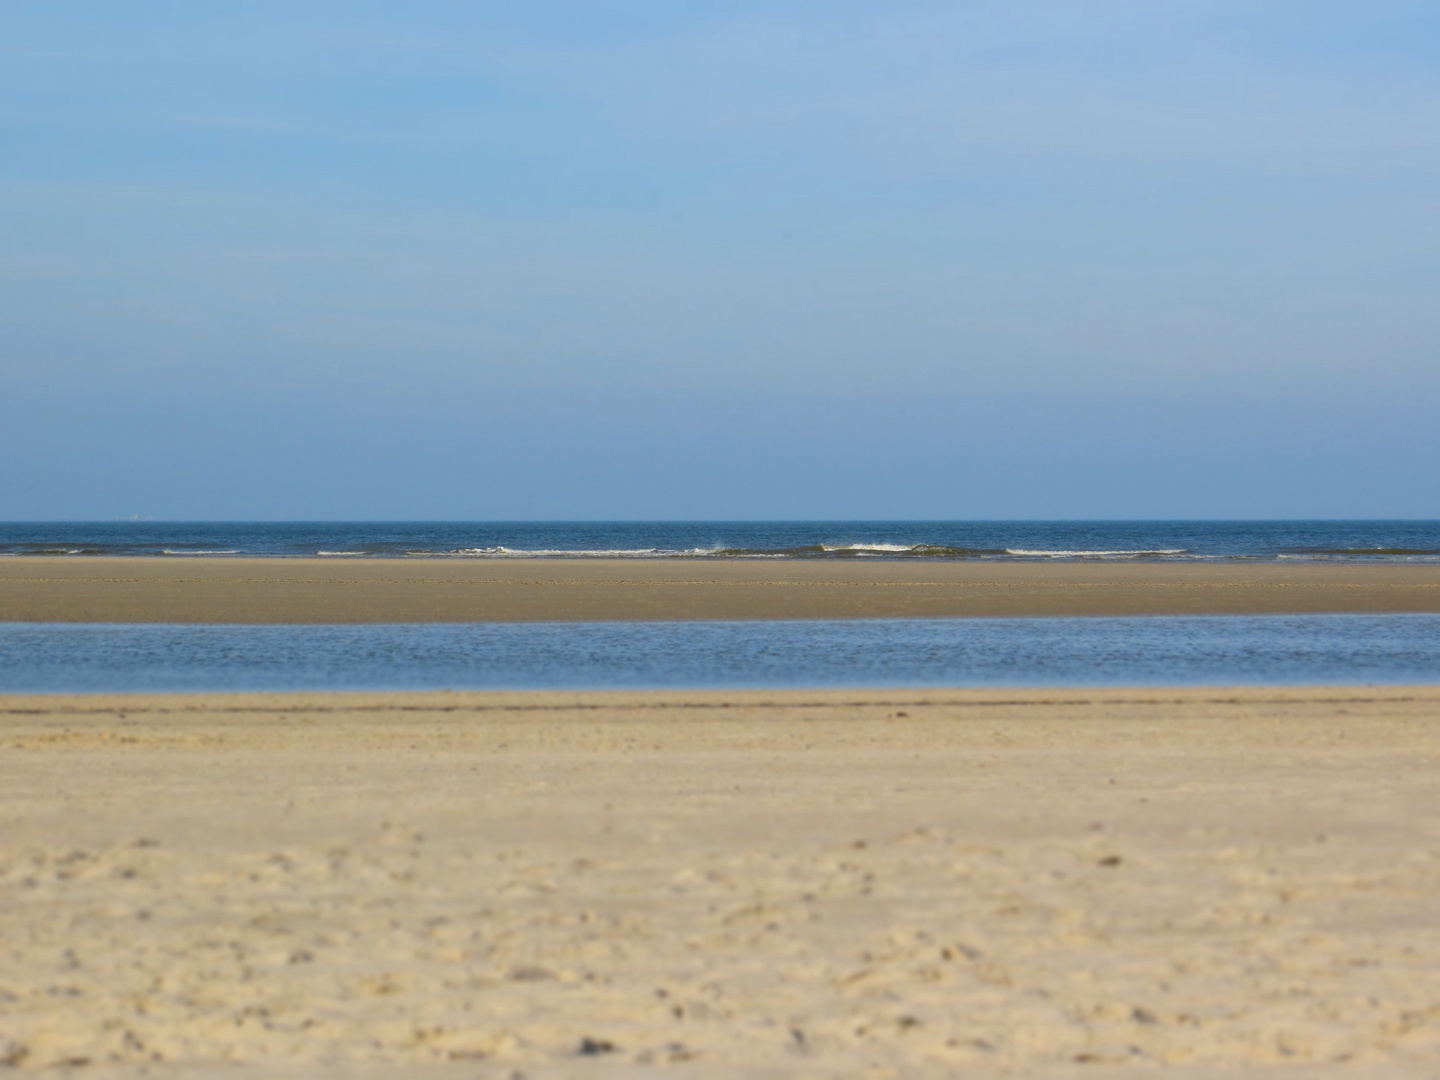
left=3, top=616, right=1437, bottom=693
left=2, top=520, right=1439, bottom=560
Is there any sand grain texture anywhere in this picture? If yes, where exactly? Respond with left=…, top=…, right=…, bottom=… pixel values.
left=2, top=687, right=1440, bottom=1077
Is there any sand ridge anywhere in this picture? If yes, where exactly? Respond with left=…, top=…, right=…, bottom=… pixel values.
left=3, top=556, right=1440, bottom=622
left=3, top=686, right=1440, bottom=1077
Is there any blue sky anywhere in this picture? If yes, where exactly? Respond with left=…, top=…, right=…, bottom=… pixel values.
left=2, top=1, right=1437, bottom=519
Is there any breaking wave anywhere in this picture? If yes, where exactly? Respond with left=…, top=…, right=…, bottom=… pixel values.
left=1281, top=548, right=1440, bottom=558
left=1003, top=548, right=1191, bottom=559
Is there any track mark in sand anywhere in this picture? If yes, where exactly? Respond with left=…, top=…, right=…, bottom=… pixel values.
left=3, top=689, right=1437, bottom=720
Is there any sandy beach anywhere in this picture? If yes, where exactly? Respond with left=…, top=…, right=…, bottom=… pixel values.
left=3, top=685, right=1439, bottom=1077
left=3, top=556, right=1440, bottom=622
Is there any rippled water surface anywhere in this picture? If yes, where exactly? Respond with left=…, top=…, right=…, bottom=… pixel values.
left=2, top=615, right=1438, bottom=693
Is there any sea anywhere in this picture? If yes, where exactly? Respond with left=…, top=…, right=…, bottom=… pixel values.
left=2, top=521, right=1438, bottom=693
left=3, top=519, right=1439, bottom=561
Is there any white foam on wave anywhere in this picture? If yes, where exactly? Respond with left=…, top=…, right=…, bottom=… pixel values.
left=425, top=546, right=811, bottom=559
left=1273, top=553, right=1440, bottom=561
left=821, top=543, right=924, bottom=553
left=1005, top=548, right=1188, bottom=558
left=163, top=549, right=239, bottom=556
left=428, top=547, right=682, bottom=558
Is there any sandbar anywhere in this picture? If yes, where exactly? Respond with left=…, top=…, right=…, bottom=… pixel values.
left=3, top=556, right=1440, bottom=622
left=3, top=685, right=1440, bottom=1076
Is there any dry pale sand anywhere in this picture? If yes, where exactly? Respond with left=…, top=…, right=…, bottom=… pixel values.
left=2, top=556, right=1440, bottom=623
left=3, top=686, right=1439, bottom=1079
